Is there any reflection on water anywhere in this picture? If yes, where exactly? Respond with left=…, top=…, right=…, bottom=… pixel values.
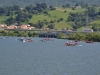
left=0, top=37, right=100, bottom=75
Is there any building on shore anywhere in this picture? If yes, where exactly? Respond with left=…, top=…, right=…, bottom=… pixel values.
left=83, top=28, right=93, bottom=32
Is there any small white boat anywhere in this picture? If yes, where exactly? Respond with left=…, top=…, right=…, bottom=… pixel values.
left=18, top=37, right=33, bottom=42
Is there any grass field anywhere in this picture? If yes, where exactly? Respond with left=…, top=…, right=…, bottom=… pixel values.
left=90, top=20, right=100, bottom=26
left=0, top=16, right=9, bottom=23
left=29, top=7, right=87, bottom=29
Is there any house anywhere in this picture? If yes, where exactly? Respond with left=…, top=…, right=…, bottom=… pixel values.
left=0, top=24, right=7, bottom=28
left=19, top=25, right=28, bottom=30
left=83, top=28, right=93, bottom=32
left=42, top=28, right=49, bottom=30
left=20, top=8, right=24, bottom=10
left=28, top=26, right=35, bottom=30
left=67, top=29, right=73, bottom=32
left=6, top=25, right=17, bottom=29
left=19, top=24, right=35, bottom=30
left=76, top=6, right=81, bottom=9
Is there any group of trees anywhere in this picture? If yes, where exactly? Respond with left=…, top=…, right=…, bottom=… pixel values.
left=62, top=2, right=88, bottom=8
left=0, top=0, right=100, bottom=7
left=3, top=3, right=49, bottom=25
left=67, top=12, right=87, bottom=29
left=0, top=3, right=57, bottom=29
left=67, top=6, right=100, bottom=30
left=68, top=32, right=100, bottom=42
left=57, top=32, right=100, bottom=42
left=1, top=30, right=100, bottom=42
left=0, top=30, right=38, bottom=37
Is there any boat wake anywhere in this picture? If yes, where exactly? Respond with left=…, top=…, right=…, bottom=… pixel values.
left=77, top=45, right=82, bottom=46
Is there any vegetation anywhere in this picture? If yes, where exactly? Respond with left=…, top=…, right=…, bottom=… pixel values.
left=0, top=2, right=100, bottom=42
left=0, top=0, right=100, bottom=7
left=68, top=32, right=86, bottom=40
left=0, top=30, right=100, bottom=42
left=0, top=30, right=38, bottom=37
left=68, top=32, right=100, bottom=42
left=57, top=32, right=67, bottom=39
left=0, top=3, right=100, bottom=31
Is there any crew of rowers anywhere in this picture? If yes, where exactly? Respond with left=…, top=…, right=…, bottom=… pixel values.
left=64, top=40, right=78, bottom=46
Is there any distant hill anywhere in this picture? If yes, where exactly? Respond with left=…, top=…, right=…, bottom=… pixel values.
left=0, top=0, right=100, bottom=7
left=0, top=1, right=100, bottom=31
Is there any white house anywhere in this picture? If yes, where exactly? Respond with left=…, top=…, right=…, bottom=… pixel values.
left=83, top=28, right=93, bottom=32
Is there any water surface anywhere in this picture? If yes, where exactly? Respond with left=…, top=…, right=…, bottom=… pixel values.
left=0, top=37, right=100, bottom=75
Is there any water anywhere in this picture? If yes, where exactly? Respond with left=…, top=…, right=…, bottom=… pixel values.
left=0, top=36, right=100, bottom=75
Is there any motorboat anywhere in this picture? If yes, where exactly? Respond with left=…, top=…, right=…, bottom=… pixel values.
left=18, top=37, right=33, bottom=42
left=65, top=42, right=78, bottom=46
left=40, top=38, right=54, bottom=42
left=64, top=41, right=78, bottom=46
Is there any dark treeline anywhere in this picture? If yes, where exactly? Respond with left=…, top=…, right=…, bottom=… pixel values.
left=0, top=30, right=38, bottom=37
left=1, top=30, right=100, bottom=42
left=57, top=32, right=100, bottom=42
left=0, top=0, right=100, bottom=7
left=68, top=32, right=100, bottom=42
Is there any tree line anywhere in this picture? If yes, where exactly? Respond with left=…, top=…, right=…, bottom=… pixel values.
left=0, top=30, right=38, bottom=37
left=0, top=0, right=100, bottom=7
left=57, top=32, right=100, bottom=42
left=1, top=30, right=100, bottom=42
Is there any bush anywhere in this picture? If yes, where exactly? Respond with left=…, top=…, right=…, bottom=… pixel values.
left=57, top=32, right=67, bottom=39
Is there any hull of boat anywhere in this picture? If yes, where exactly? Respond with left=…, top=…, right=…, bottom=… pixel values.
left=64, top=43, right=78, bottom=46
left=18, top=38, right=33, bottom=42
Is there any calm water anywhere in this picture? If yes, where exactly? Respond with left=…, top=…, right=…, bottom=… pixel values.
left=0, top=36, right=100, bottom=75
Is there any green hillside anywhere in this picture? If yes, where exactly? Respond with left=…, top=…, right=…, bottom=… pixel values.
left=0, top=5, right=100, bottom=30
left=28, top=7, right=87, bottom=29
left=90, top=20, right=100, bottom=25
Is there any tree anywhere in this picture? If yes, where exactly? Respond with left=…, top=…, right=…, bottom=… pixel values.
left=62, top=3, right=70, bottom=8
left=6, top=17, right=16, bottom=25
left=28, top=32, right=32, bottom=37
left=0, top=7, right=8, bottom=16
left=57, top=33, right=67, bottom=39
left=44, top=11, right=48, bottom=15
left=87, top=7, right=96, bottom=17
left=72, top=7, right=75, bottom=10
left=66, top=3, right=70, bottom=8
left=12, top=5, right=20, bottom=11
left=36, top=3, right=47, bottom=10
left=48, top=23, right=55, bottom=29
left=49, top=6, right=56, bottom=10
left=59, top=18, right=63, bottom=21
left=75, top=3, right=79, bottom=7
left=68, top=33, right=86, bottom=40
left=6, top=11, right=13, bottom=16
left=25, top=4, right=34, bottom=11
left=36, top=20, right=44, bottom=28
left=80, top=2, right=88, bottom=8
left=64, top=10, right=67, bottom=13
